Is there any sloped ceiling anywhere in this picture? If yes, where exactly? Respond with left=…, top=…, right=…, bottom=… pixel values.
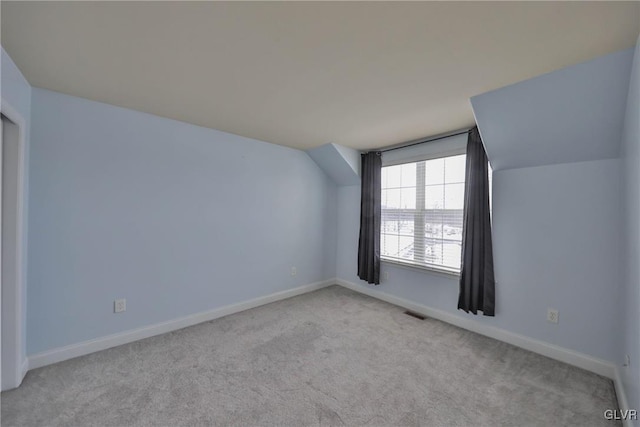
left=471, top=48, right=635, bottom=171
left=307, top=144, right=360, bottom=186
left=2, top=1, right=639, bottom=150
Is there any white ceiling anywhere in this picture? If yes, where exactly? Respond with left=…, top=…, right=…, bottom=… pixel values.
left=2, top=1, right=639, bottom=151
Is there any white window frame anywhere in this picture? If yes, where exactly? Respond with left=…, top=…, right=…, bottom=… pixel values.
left=380, top=143, right=467, bottom=277
left=380, top=152, right=466, bottom=277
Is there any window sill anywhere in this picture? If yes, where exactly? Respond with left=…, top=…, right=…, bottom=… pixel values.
left=380, top=257, right=460, bottom=279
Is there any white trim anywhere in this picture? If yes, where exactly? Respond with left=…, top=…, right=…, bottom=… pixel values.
left=381, top=257, right=460, bottom=278
left=28, top=279, right=335, bottom=370
left=26, top=277, right=620, bottom=388
left=381, top=132, right=468, bottom=167
left=336, top=278, right=615, bottom=379
left=0, top=100, right=27, bottom=390
left=382, top=147, right=467, bottom=167
left=614, top=367, right=633, bottom=427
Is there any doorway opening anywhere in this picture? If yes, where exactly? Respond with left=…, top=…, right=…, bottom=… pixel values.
left=1, top=111, right=26, bottom=391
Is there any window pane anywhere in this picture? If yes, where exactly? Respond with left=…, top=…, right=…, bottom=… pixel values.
left=380, top=154, right=475, bottom=274
left=400, top=163, right=416, bottom=187
left=398, top=212, right=414, bottom=235
left=400, top=187, right=416, bottom=209
left=425, top=241, right=442, bottom=265
left=382, top=211, right=415, bottom=235
left=425, top=213, right=443, bottom=239
left=445, top=155, right=466, bottom=184
left=425, top=158, right=445, bottom=185
left=399, top=235, right=414, bottom=261
left=443, top=210, right=463, bottom=242
left=386, top=165, right=402, bottom=188
left=382, top=233, right=399, bottom=257
left=442, top=242, right=462, bottom=269
left=425, top=185, right=444, bottom=209
left=382, top=214, right=397, bottom=233
left=384, top=189, right=401, bottom=208
left=444, top=183, right=464, bottom=210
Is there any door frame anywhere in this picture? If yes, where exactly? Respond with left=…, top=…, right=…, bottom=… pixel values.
left=1, top=99, right=27, bottom=390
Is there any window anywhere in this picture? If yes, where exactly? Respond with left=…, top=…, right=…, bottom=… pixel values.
left=381, top=154, right=467, bottom=274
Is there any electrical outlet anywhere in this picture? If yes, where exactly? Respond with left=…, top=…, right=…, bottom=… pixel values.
left=114, top=298, right=126, bottom=313
left=547, top=308, right=559, bottom=324
left=624, top=354, right=631, bottom=367
left=290, top=267, right=297, bottom=277
left=383, top=271, right=389, bottom=280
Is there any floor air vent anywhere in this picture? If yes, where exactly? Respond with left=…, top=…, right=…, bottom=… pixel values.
left=404, top=310, right=426, bottom=320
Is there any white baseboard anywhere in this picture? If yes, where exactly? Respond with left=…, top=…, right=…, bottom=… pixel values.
left=336, top=278, right=615, bottom=379
left=27, top=277, right=618, bottom=383
left=28, top=279, right=335, bottom=370
left=614, top=367, right=633, bottom=427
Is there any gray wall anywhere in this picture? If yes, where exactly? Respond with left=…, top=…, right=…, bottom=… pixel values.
left=620, top=35, right=640, bottom=415
left=337, top=157, right=622, bottom=362
left=27, top=88, right=337, bottom=355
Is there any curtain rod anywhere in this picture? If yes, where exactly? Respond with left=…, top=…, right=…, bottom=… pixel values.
left=378, top=128, right=473, bottom=153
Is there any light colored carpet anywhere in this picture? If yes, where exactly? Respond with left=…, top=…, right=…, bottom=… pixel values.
left=1, top=285, right=619, bottom=426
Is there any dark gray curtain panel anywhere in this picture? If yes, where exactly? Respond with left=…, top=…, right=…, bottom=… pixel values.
left=358, top=152, right=382, bottom=285
left=458, top=127, right=495, bottom=316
